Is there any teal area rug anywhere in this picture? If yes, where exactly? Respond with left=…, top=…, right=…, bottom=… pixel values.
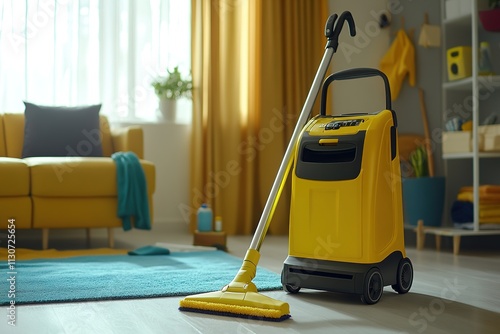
left=0, top=250, right=282, bottom=305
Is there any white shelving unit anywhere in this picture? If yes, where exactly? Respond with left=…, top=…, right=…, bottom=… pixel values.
left=413, top=0, right=500, bottom=254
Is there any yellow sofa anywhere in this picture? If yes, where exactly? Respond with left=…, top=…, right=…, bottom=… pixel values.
left=0, top=113, right=155, bottom=249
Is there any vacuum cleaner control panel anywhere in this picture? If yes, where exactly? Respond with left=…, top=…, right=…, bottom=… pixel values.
left=307, top=116, right=370, bottom=136
left=325, top=119, right=363, bottom=130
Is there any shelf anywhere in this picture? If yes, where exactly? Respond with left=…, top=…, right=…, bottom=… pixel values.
left=443, top=75, right=500, bottom=92
left=406, top=224, right=500, bottom=236
left=477, top=75, right=500, bottom=88
left=440, top=0, right=500, bottom=237
left=443, top=152, right=500, bottom=159
left=443, top=77, right=473, bottom=90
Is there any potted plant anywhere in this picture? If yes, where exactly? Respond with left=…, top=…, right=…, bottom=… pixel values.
left=402, top=145, right=446, bottom=227
left=479, top=0, right=500, bottom=32
left=151, top=66, right=192, bottom=121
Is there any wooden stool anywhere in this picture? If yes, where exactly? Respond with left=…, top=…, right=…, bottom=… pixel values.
left=193, top=231, right=227, bottom=251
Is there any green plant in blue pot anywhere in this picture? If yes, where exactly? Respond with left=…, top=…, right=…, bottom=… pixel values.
left=402, top=145, right=445, bottom=227
left=409, top=145, right=428, bottom=177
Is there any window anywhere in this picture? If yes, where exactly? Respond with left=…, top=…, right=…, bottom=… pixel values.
left=0, top=0, right=191, bottom=122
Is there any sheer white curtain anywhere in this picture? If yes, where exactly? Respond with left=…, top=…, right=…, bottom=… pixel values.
left=0, top=0, right=191, bottom=122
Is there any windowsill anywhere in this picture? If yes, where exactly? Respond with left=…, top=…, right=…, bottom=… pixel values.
left=109, top=100, right=193, bottom=126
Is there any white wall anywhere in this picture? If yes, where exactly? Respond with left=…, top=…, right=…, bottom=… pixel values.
left=144, top=122, right=191, bottom=224
left=328, top=0, right=391, bottom=114
left=327, top=1, right=444, bottom=179
left=116, top=120, right=191, bottom=225
left=386, top=0, right=443, bottom=177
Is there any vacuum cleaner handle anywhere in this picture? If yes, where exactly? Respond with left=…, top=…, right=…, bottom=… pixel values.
left=325, top=11, right=356, bottom=52
left=249, top=11, right=356, bottom=252
left=320, top=68, right=392, bottom=115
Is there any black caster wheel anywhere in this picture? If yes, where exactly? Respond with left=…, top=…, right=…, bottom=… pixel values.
left=361, top=268, right=383, bottom=304
left=392, top=257, right=413, bottom=294
left=283, top=284, right=301, bottom=294
left=281, top=268, right=301, bottom=294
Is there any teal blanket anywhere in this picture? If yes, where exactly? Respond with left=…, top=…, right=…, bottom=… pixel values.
left=111, top=151, right=151, bottom=230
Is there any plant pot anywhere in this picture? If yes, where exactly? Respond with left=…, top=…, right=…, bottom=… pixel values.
left=159, top=98, right=177, bottom=121
left=402, top=176, right=446, bottom=227
left=479, top=8, right=500, bottom=32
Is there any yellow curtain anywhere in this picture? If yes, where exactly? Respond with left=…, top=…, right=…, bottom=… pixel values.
left=189, top=0, right=328, bottom=235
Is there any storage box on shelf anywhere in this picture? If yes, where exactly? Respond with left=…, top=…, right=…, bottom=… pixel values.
left=479, top=124, right=500, bottom=151
left=442, top=125, right=500, bottom=155
left=442, top=131, right=472, bottom=154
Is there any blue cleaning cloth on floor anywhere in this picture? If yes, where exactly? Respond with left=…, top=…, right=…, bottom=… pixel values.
left=128, top=245, right=170, bottom=255
left=111, top=151, right=151, bottom=231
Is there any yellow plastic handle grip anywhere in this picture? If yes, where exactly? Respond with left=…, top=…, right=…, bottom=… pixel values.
left=319, top=138, right=339, bottom=145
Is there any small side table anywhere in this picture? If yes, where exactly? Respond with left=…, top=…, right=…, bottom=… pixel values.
left=193, top=231, right=227, bottom=251
left=406, top=220, right=500, bottom=255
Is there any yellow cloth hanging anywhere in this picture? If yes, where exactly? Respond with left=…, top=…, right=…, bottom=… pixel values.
left=379, top=29, right=416, bottom=100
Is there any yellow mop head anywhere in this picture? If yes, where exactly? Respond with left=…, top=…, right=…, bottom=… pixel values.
left=179, top=249, right=290, bottom=321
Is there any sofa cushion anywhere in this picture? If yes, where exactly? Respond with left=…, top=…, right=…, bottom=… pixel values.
left=22, top=102, right=103, bottom=158
left=0, top=158, right=30, bottom=196
left=25, top=157, right=156, bottom=196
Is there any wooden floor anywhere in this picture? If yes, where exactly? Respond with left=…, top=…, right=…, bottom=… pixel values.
left=3, top=222, right=500, bottom=334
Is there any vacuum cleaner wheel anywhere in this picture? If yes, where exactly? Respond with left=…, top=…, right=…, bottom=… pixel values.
left=283, top=284, right=301, bottom=294
left=391, top=257, right=413, bottom=294
left=361, top=268, right=383, bottom=304
left=281, top=269, right=301, bottom=294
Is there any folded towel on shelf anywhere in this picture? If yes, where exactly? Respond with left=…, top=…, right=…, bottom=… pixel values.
left=453, top=187, right=500, bottom=226
left=479, top=217, right=500, bottom=224
left=479, top=204, right=500, bottom=211
left=479, top=208, right=500, bottom=218
left=457, top=192, right=500, bottom=204
left=460, top=185, right=500, bottom=194
left=451, top=200, right=473, bottom=223
left=451, top=200, right=500, bottom=223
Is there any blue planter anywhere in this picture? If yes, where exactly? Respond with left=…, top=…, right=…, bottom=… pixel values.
left=402, top=176, right=446, bottom=227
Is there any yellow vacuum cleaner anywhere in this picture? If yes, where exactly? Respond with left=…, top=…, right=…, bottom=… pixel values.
left=179, top=12, right=357, bottom=321
left=282, top=68, right=413, bottom=304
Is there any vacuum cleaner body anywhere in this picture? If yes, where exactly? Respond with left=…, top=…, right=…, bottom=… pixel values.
left=282, top=68, right=413, bottom=304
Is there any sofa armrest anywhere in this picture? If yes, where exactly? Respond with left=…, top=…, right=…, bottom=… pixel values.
left=111, top=126, right=144, bottom=159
